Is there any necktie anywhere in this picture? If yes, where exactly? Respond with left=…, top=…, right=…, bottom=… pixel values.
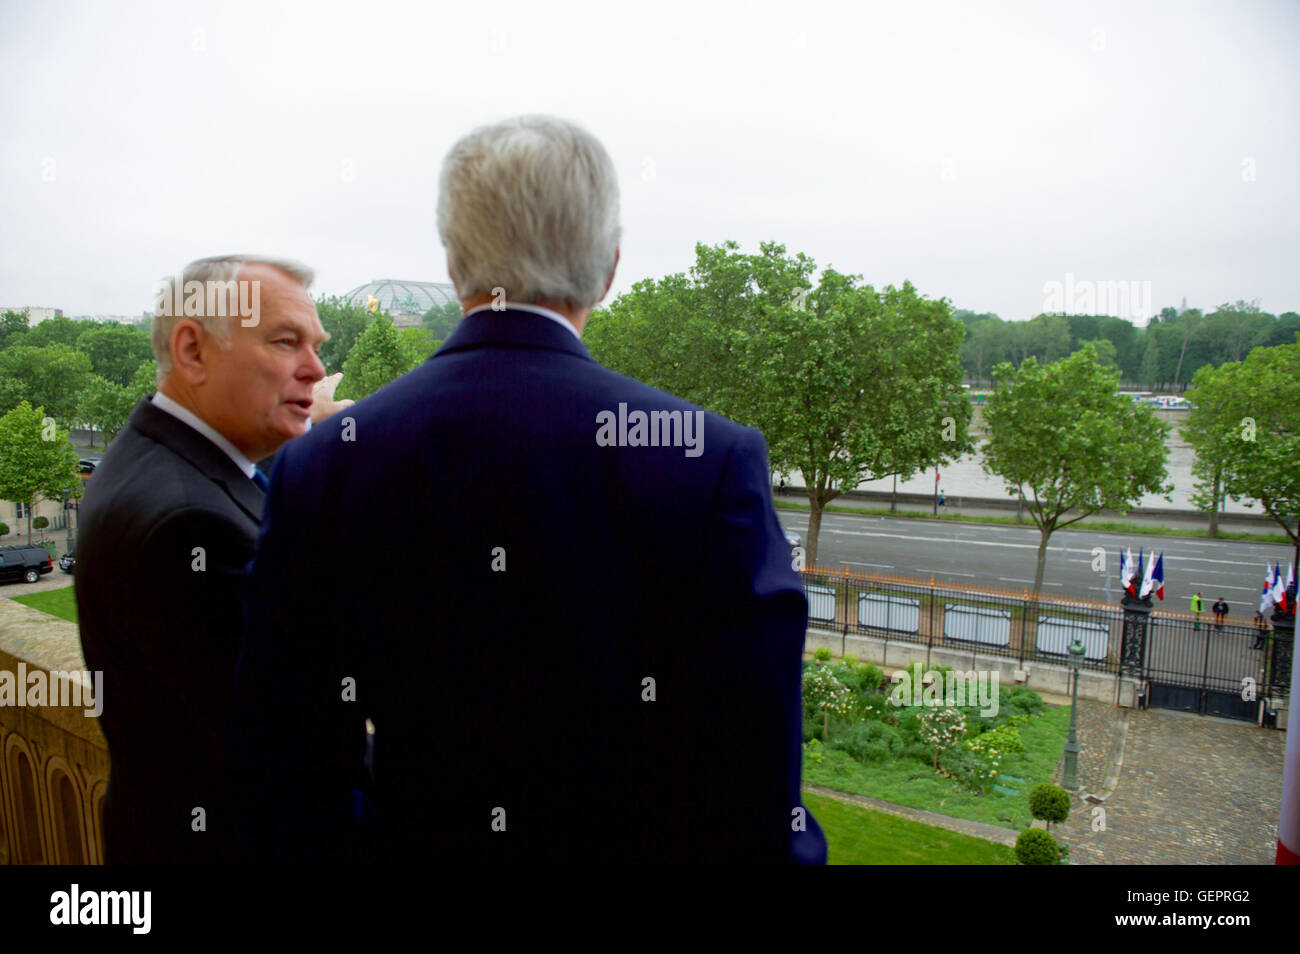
left=252, top=469, right=270, bottom=492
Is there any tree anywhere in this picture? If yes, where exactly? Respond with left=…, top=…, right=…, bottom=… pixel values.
left=1140, top=332, right=1161, bottom=388
left=22, top=315, right=83, bottom=349
left=1083, top=338, right=1117, bottom=369
left=128, top=360, right=157, bottom=402
left=397, top=326, right=439, bottom=368
left=586, top=242, right=973, bottom=567
left=76, top=323, right=153, bottom=386
left=337, top=314, right=408, bottom=400
left=0, top=402, right=82, bottom=543
left=982, top=344, right=1171, bottom=594
left=1183, top=362, right=1237, bottom=535
left=1202, top=337, right=1300, bottom=547
left=0, top=344, right=94, bottom=423
left=77, top=374, right=136, bottom=446
left=421, top=301, right=463, bottom=340
left=0, top=309, right=29, bottom=350
left=752, top=273, right=973, bottom=566
left=315, top=295, right=374, bottom=374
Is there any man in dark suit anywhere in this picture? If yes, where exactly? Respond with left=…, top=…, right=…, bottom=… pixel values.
left=77, top=255, right=330, bottom=862
left=231, top=116, right=825, bottom=863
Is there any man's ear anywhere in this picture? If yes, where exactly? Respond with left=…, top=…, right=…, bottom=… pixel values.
left=170, top=320, right=209, bottom=385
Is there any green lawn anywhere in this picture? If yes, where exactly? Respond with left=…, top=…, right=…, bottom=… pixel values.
left=802, top=791, right=1015, bottom=864
left=10, top=585, right=78, bottom=622
left=802, top=705, right=1071, bottom=830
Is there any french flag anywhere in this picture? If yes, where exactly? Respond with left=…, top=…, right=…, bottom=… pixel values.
left=1261, top=564, right=1277, bottom=616
left=1139, top=550, right=1164, bottom=600
left=1272, top=564, right=1288, bottom=614
left=1120, top=547, right=1138, bottom=597
left=1281, top=564, right=1296, bottom=615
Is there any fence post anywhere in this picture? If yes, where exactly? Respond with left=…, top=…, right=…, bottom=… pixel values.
left=926, top=576, right=935, bottom=669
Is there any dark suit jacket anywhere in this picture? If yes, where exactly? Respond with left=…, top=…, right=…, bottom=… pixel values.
left=230, top=309, right=826, bottom=863
left=77, top=397, right=263, bottom=863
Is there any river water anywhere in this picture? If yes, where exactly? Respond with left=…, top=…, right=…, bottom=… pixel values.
left=786, top=410, right=1261, bottom=515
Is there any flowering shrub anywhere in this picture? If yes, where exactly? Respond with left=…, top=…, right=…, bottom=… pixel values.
left=803, top=666, right=852, bottom=717
left=917, top=706, right=966, bottom=769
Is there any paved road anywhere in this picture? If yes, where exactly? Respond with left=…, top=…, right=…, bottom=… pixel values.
left=778, top=510, right=1295, bottom=614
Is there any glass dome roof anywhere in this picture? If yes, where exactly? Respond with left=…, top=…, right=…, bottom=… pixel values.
left=342, top=279, right=459, bottom=315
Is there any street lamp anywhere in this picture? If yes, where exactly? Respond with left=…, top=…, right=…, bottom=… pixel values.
left=61, top=489, right=75, bottom=555
left=1062, top=636, right=1086, bottom=792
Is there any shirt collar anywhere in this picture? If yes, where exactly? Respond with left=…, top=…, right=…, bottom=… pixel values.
left=151, top=391, right=258, bottom=479
left=462, top=301, right=582, bottom=340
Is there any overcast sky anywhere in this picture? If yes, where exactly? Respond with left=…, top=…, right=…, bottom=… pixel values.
left=2, top=0, right=1297, bottom=323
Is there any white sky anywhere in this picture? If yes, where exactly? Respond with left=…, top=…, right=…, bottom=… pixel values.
left=2, top=0, right=1297, bottom=321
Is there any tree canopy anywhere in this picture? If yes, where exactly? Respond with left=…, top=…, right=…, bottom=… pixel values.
left=982, top=344, right=1171, bottom=592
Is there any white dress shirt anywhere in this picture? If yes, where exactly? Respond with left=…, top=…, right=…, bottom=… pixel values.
left=151, top=391, right=258, bottom=479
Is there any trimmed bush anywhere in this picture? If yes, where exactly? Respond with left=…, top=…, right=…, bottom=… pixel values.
left=1003, top=686, right=1045, bottom=716
left=814, top=647, right=833, bottom=663
left=1029, top=783, right=1071, bottom=827
left=901, top=742, right=932, bottom=764
left=832, top=721, right=901, bottom=763
left=1015, top=828, right=1061, bottom=865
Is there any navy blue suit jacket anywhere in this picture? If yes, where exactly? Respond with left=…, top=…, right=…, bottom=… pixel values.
left=230, top=308, right=825, bottom=863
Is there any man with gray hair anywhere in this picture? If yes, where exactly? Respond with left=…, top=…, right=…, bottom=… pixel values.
left=77, top=254, right=338, bottom=862
left=232, top=116, right=825, bottom=863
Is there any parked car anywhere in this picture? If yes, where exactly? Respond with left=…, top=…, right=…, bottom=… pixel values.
left=784, top=529, right=803, bottom=551
left=0, top=545, right=55, bottom=584
left=59, top=552, right=77, bottom=574
left=77, top=458, right=101, bottom=476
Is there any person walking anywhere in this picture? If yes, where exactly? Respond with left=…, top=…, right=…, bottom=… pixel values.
left=1191, top=591, right=1204, bottom=630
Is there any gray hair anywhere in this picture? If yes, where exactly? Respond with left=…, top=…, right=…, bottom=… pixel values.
left=436, top=115, right=621, bottom=311
left=151, top=254, right=314, bottom=382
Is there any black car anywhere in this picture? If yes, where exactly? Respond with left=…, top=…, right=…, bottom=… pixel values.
left=59, top=552, right=76, bottom=574
left=0, top=545, right=55, bottom=584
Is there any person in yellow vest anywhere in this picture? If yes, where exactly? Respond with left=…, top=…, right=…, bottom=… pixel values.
left=1191, top=591, right=1204, bottom=630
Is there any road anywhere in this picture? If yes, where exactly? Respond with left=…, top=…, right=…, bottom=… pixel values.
left=778, top=510, right=1295, bottom=617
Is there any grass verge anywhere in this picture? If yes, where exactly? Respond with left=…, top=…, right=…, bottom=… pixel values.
left=773, top=499, right=1288, bottom=544
left=801, top=790, right=1015, bottom=864
left=10, top=585, right=78, bottom=623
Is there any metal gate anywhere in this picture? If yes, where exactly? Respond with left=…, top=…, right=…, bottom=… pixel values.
left=1121, top=601, right=1291, bottom=722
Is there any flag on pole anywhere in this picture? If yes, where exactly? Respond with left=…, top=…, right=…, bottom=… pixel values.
left=1120, top=547, right=1137, bottom=597
left=1272, top=563, right=1287, bottom=613
left=1262, top=564, right=1278, bottom=616
left=1152, top=553, right=1165, bottom=600
left=1283, top=564, right=1296, bottom=615
left=1139, top=549, right=1158, bottom=599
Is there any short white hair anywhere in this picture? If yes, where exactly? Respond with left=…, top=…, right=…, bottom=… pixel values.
left=151, top=254, right=314, bottom=382
left=436, top=115, right=621, bottom=311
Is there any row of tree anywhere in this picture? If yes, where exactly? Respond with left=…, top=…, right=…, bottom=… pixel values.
left=586, top=241, right=1299, bottom=591
left=958, top=304, right=1300, bottom=389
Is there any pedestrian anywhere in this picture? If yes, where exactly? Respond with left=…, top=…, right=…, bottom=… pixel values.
left=937, top=489, right=946, bottom=509
left=1211, top=597, right=1228, bottom=631
left=1191, top=591, right=1204, bottom=630
left=1252, top=611, right=1268, bottom=650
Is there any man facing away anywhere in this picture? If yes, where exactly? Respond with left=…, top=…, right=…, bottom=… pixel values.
left=77, top=256, right=331, bottom=862
left=230, top=115, right=826, bottom=863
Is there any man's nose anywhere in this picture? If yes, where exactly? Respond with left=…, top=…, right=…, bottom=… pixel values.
left=303, top=346, right=326, bottom=381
